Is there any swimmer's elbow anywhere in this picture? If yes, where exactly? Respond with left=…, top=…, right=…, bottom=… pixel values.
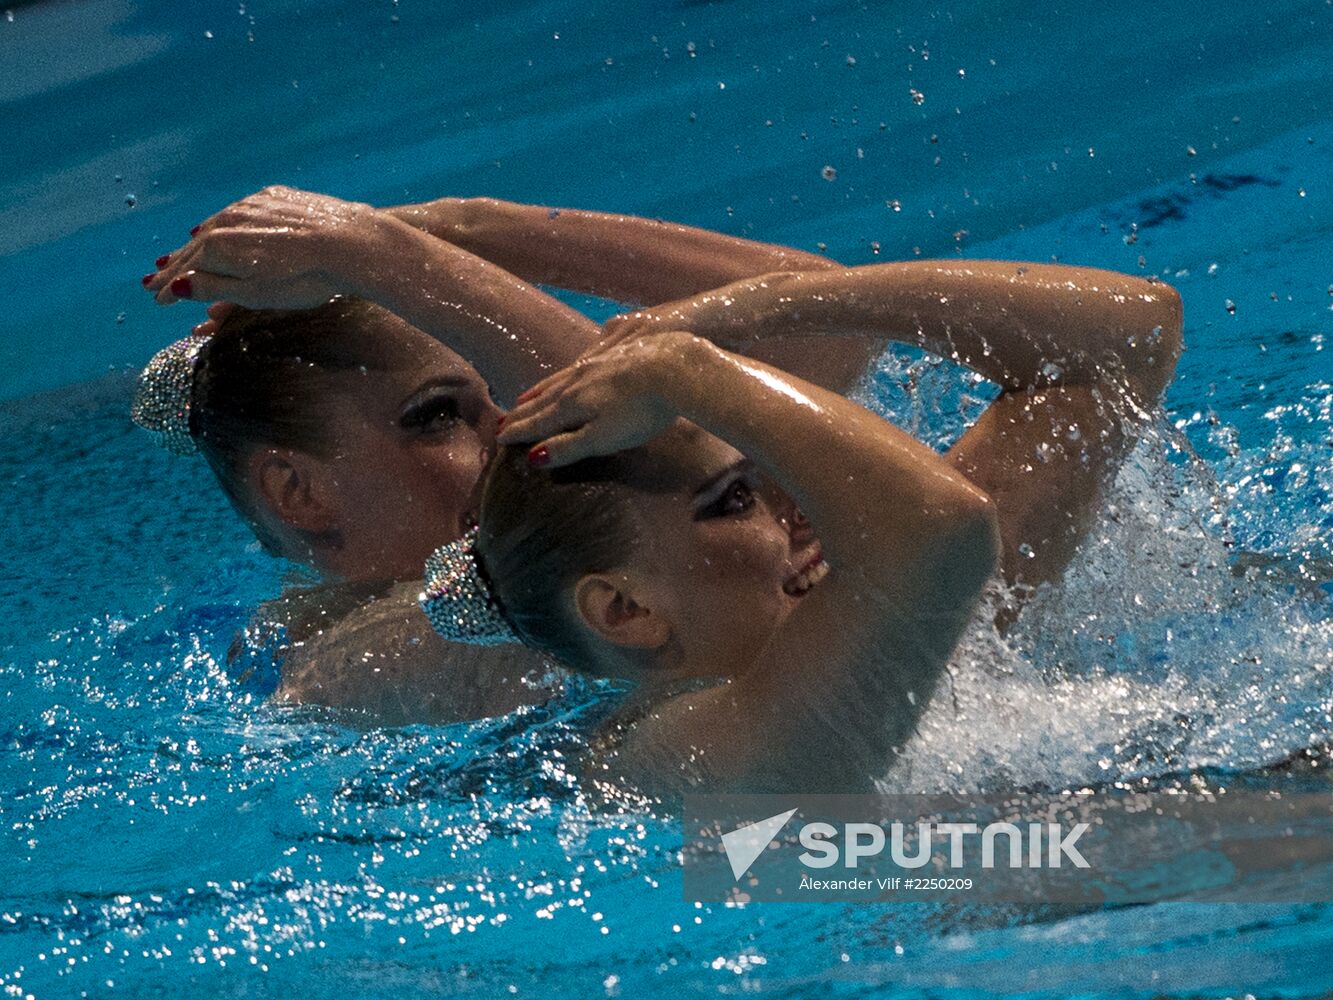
left=1128, top=281, right=1184, bottom=403
left=948, top=490, right=1003, bottom=597
left=896, top=485, right=1000, bottom=607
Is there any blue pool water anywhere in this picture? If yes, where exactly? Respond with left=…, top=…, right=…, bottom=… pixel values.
left=2, top=1, right=1332, bottom=996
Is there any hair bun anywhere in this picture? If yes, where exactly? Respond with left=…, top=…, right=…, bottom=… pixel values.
left=419, top=526, right=518, bottom=646
left=131, top=335, right=209, bottom=456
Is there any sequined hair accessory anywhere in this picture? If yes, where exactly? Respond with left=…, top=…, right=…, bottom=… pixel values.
left=419, top=526, right=518, bottom=646
left=130, top=335, right=209, bottom=455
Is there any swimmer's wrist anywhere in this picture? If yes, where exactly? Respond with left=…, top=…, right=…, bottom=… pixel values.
left=335, top=212, right=449, bottom=299
left=650, top=333, right=729, bottom=411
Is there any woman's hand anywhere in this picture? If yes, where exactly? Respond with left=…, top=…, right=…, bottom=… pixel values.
left=496, top=332, right=704, bottom=467
left=142, top=186, right=381, bottom=309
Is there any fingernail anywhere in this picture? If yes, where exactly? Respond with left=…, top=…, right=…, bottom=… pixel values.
left=190, top=225, right=202, bottom=236
left=528, top=445, right=550, bottom=468
left=141, top=273, right=156, bottom=287
left=495, top=414, right=506, bottom=430
left=170, top=275, right=192, bottom=297
left=155, top=254, right=171, bottom=269
left=516, top=386, right=543, bottom=404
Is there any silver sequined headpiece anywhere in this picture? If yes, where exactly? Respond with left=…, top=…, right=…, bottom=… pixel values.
left=130, top=335, right=210, bottom=455
left=419, top=526, right=518, bottom=646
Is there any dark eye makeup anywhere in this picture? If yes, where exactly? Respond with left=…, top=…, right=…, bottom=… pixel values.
left=695, top=469, right=760, bottom=520
left=399, top=392, right=463, bottom=432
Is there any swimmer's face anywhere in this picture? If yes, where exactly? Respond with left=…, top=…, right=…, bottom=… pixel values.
left=613, top=424, right=822, bottom=672
left=312, top=315, right=501, bottom=582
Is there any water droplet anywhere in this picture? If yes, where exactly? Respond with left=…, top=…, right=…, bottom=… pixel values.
left=1018, top=542, right=1035, bottom=558
left=909, top=88, right=925, bottom=105
left=821, top=165, right=837, bottom=181
left=846, top=54, right=856, bottom=66
left=1186, top=145, right=1197, bottom=156
left=887, top=199, right=902, bottom=212
left=1225, top=299, right=1236, bottom=315
left=204, top=29, right=213, bottom=39
left=124, top=193, right=137, bottom=207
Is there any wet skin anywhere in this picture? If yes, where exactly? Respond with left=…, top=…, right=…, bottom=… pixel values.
left=299, top=316, right=502, bottom=582
left=604, top=424, right=824, bottom=674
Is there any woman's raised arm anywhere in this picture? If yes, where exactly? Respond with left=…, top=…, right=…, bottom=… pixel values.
left=144, top=187, right=600, bottom=406
left=385, top=197, right=835, bottom=303
left=601, top=260, right=1183, bottom=594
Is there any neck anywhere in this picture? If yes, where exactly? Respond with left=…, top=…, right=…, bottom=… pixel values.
left=591, top=637, right=731, bottom=692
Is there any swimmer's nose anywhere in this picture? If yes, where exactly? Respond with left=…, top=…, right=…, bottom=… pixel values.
left=761, top=476, right=815, bottom=545
left=787, top=504, right=816, bottom=546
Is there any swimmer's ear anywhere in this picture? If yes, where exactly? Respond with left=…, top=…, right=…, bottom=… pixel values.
left=573, top=574, right=670, bottom=651
left=248, top=448, right=338, bottom=537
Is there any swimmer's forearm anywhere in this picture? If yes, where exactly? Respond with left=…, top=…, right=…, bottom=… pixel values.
left=666, top=261, right=1183, bottom=401
left=663, top=338, right=997, bottom=577
left=385, top=197, right=837, bottom=302
left=345, top=215, right=598, bottom=403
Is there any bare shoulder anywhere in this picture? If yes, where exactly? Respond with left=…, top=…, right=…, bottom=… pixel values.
left=271, top=581, right=560, bottom=724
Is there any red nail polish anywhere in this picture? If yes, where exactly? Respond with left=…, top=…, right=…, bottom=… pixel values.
left=516, top=386, right=543, bottom=404
left=170, top=275, right=192, bottom=297
left=190, top=225, right=201, bottom=236
left=155, top=254, right=171, bottom=269
left=528, top=445, right=550, bottom=467
left=496, top=414, right=506, bottom=429
left=141, top=273, right=156, bottom=287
